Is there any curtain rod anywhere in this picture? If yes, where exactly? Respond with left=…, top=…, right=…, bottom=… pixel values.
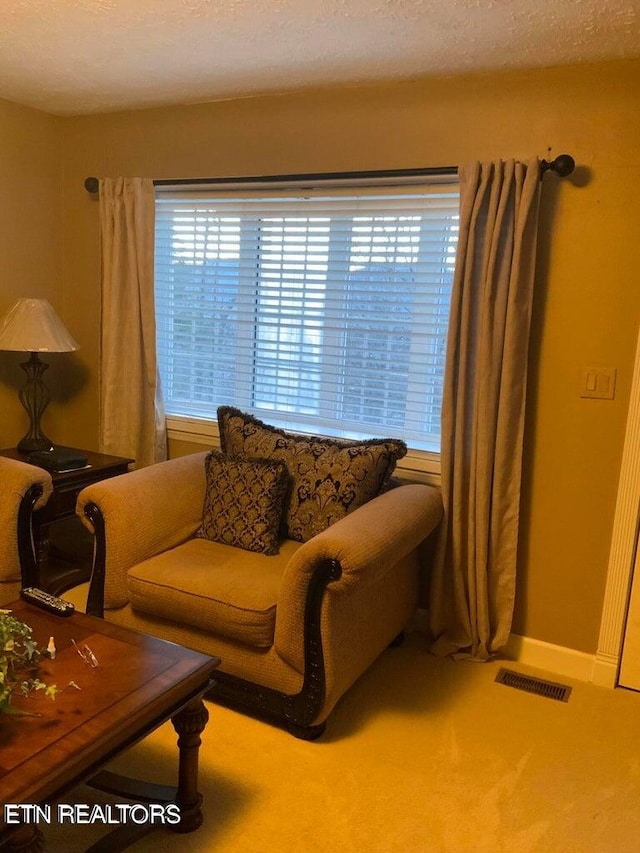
left=83, top=156, right=575, bottom=194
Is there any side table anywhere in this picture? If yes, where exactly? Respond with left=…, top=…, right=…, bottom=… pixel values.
left=0, top=446, right=133, bottom=594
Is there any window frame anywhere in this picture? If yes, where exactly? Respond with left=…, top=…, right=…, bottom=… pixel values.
left=155, top=170, right=460, bottom=486
left=164, top=414, right=443, bottom=486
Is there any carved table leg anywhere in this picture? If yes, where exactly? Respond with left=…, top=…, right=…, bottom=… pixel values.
left=170, top=697, right=209, bottom=833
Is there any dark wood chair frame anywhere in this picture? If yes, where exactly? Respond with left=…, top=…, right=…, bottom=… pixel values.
left=83, top=501, right=345, bottom=740
left=16, top=482, right=45, bottom=589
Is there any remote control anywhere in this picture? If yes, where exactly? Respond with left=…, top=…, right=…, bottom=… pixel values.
left=20, top=587, right=75, bottom=616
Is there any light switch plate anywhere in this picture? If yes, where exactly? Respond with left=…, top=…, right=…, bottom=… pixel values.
left=581, top=367, right=617, bottom=399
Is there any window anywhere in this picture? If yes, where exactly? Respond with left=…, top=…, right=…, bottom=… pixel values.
left=155, top=177, right=459, bottom=457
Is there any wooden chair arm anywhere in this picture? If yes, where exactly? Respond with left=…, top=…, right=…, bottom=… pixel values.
left=275, top=484, right=443, bottom=672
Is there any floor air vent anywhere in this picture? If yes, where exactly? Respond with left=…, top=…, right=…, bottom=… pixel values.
left=495, top=668, right=572, bottom=702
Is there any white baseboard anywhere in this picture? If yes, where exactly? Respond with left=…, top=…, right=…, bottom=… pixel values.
left=409, top=610, right=616, bottom=687
left=591, top=652, right=619, bottom=688
left=503, top=634, right=601, bottom=685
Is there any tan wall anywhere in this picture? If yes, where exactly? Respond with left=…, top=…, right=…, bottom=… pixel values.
left=57, top=58, right=640, bottom=655
left=0, top=99, right=66, bottom=448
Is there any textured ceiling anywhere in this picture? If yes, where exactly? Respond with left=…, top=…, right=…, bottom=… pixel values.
left=0, top=0, right=638, bottom=116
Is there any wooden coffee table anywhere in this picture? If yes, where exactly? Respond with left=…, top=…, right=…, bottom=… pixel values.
left=0, top=600, right=220, bottom=852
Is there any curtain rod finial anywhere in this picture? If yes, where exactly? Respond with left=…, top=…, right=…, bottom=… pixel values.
left=84, top=177, right=99, bottom=194
left=541, top=154, right=575, bottom=178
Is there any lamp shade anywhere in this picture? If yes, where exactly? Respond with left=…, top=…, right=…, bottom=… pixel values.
left=0, top=298, right=79, bottom=353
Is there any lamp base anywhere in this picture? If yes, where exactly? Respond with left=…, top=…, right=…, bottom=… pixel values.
left=17, top=435, right=54, bottom=454
left=17, top=353, right=55, bottom=455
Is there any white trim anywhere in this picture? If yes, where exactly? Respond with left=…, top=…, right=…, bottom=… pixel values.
left=165, top=414, right=442, bottom=487
left=166, top=414, right=218, bottom=445
left=409, top=610, right=603, bottom=685
left=503, top=634, right=597, bottom=684
left=596, top=321, right=640, bottom=683
left=591, top=652, right=619, bottom=689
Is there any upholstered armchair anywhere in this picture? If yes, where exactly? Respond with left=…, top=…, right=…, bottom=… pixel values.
left=77, top=410, right=443, bottom=738
left=0, top=457, right=53, bottom=607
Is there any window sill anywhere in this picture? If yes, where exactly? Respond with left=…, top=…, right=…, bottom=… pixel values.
left=165, top=415, right=442, bottom=488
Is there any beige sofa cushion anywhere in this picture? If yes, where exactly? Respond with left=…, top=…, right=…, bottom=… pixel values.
left=218, top=406, right=407, bottom=542
left=127, top=537, right=301, bottom=648
left=196, top=451, right=288, bottom=555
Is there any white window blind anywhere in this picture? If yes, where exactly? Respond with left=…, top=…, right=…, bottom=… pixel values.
left=155, top=180, right=459, bottom=453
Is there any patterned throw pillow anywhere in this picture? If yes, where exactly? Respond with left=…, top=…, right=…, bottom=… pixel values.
left=217, top=406, right=407, bottom=543
left=196, top=451, right=288, bottom=555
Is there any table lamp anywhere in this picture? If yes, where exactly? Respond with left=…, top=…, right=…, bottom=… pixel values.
left=0, top=298, right=79, bottom=453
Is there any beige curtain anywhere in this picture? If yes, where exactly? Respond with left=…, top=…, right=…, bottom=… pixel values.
left=429, top=159, right=541, bottom=660
left=99, top=177, right=167, bottom=468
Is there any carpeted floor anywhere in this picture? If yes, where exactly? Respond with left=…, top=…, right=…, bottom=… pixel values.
left=44, top=586, right=640, bottom=852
